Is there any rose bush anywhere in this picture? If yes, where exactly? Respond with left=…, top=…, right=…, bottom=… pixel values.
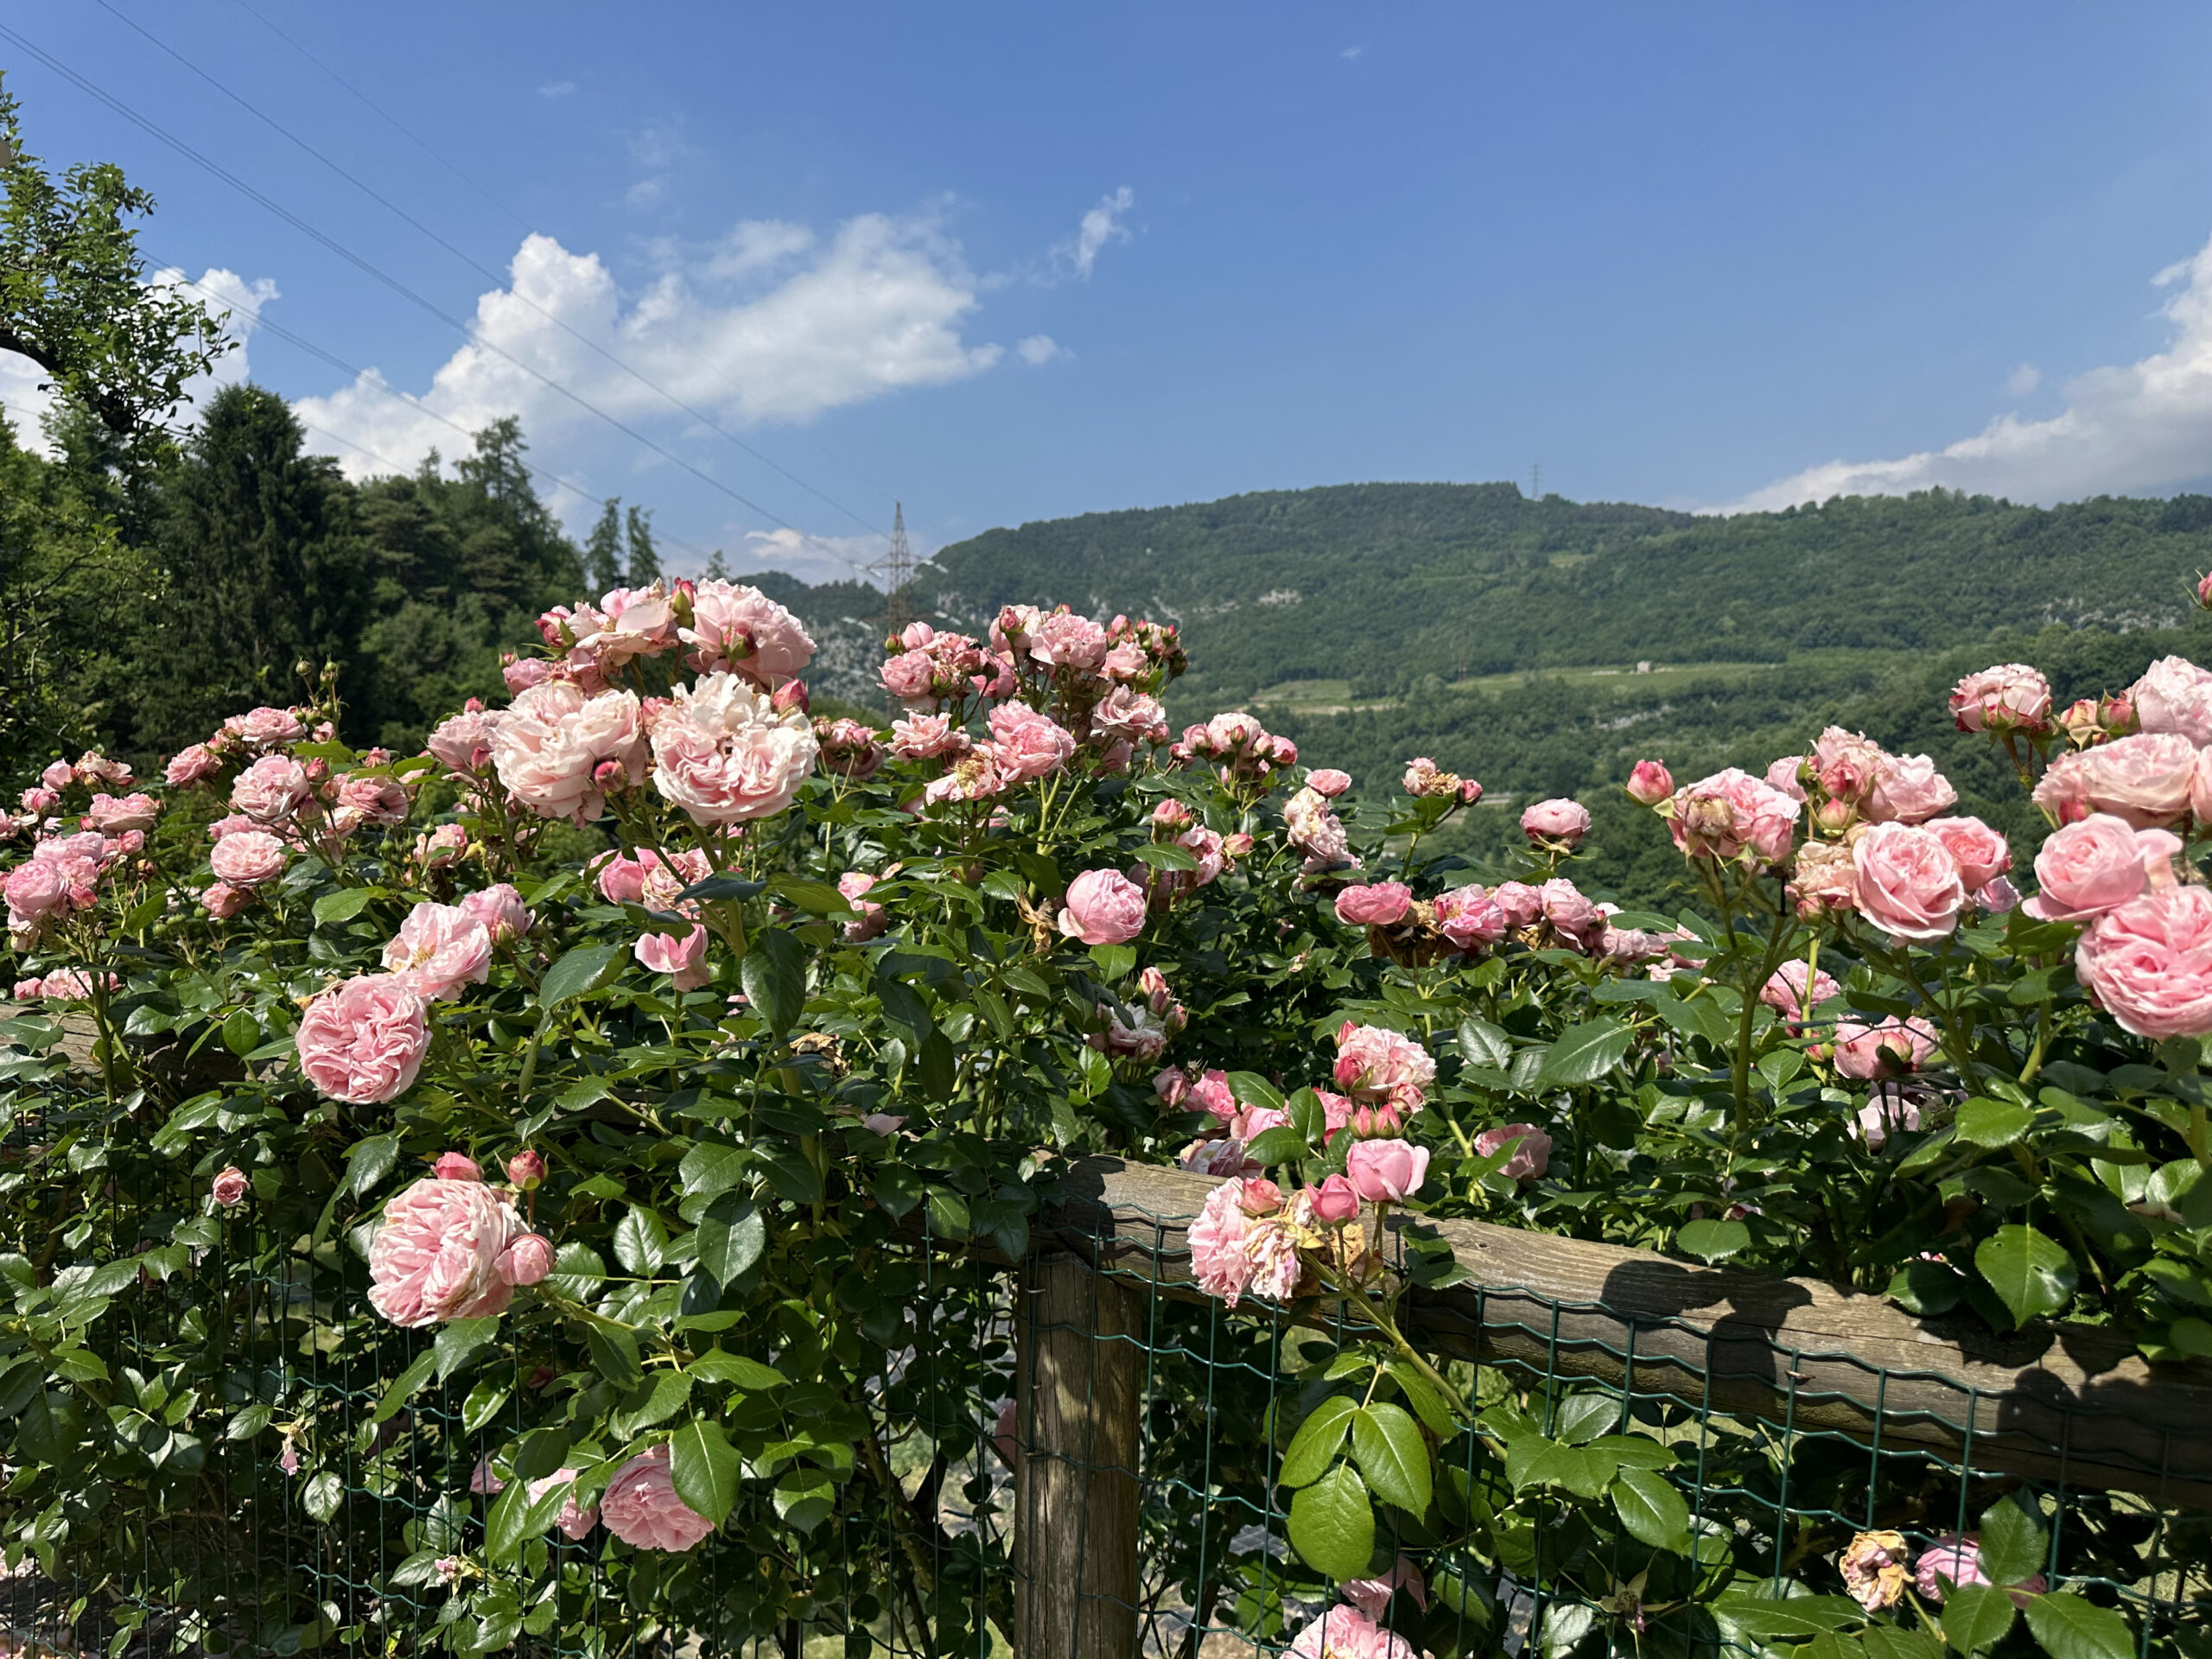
left=1, top=569, right=2206, bottom=1656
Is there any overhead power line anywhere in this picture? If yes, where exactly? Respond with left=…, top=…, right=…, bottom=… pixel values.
left=0, top=20, right=852, bottom=556
left=90, top=0, right=887, bottom=540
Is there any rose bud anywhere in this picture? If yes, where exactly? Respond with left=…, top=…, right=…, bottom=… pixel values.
left=1345, top=1138, right=1430, bottom=1203
left=1309, top=1173, right=1360, bottom=1224
left=432, top=1152, right=483, bottom=1182
left=772, top=679, right=810, bottom=715
left=1625, top=760, right=1674, bottom=807
left=506, top=1150, right=546, bottom=1190
left=212, top=1166, right=250, bottom=1207
left=495, top=1234, right=555, bottom=1287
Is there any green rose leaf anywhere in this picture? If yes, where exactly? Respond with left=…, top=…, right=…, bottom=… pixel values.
left=694, top=1196, right=765, bottom=1287
left=2023, top=1594, right=2134, bottom=1659
left=1287, top=1461, right=1374, bottom=1580
left=1676, top=1218, right=1750, bottom=1263
left=743, top=928, right=808, bottom=1034
left=537, top=943, right=622, bottom=1010
left=1349, top=1402, right=1431, bottom=1516
left=1939, top=1585, right=2018, bottom=1654
left=669, top=1415, right=741, bottom=1526
left=1974, top=1225, right=2078, bottom=1328
left=1279, top=1396, right=1357, bottom=1489
left=1975, top=1494, right=2049, bottom=1586
left=1534, top=1018, right=1633, bottom=1088
left=1955, top=1097, right=2036, bottom=1148
left=1611, top=1465, right=1690, bottom=1554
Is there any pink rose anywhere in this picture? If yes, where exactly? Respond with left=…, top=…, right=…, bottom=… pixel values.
left=296, top=975, right=431, bottom=1103
left=1925, top=816, right=2011, bottom=893
left=381, top=902, right=493, bottom=1001
left=2034, top=733, right=2197, bottom=829
left=1332, top=1022, right=1435, bottom=1110
left=1309, top=1173, right=1360, bottom=1224
left=202, top=881, right=253, bottom=920
left=1492, top=880, right=1542, bottom=928
left=85, top=792, right=158, bottom=834
left=1341, top=1558, right=1429, bottom=1620
left=1760, top=959, right=1841, bottom=1019
left=1306, top=768, right=1352, bottom=798
left=987, top=704, right=1077, bottom=782
left=2076, top=884, right=2212, bottom=1038
left=601, top=1445, right=716, bottom=1551
left=1190, top=1180, right=1259, bottom=1306
left=426, top=707, right=504, bottom=776
left=2023, top=814, right=2173, bottom=921
left=1522, top=798, right=1591, bottom=847
left=1864, top=754, right=1958, bottom=826
left=3, top=860, right=68, bottom=925
left=1433, top=885, right=1509, bottom=951
left=39, top=760, right=73, bottom=791
left=496, top=1233, right=554, bottom=1287
left=1948, top=664, right=2054, bottom=734
left=211, top=1166, right=250, bottom=1207
left=838, top=871, right=889, bottom=942
left=502, top=655, right=554, bottom=694
left=1788, top=839, right=1858, bottom=919
left=367, top=1174, right=526, bottom=1325
left=1027, top=610, right=1109, bottom=671
left=649, top=676, right=818, bottom=825
left=526, top=1467, right=601, bottom=1540
left=429, top=1154, right=480, bottom=1183
left=1626, top=760, right=1674, bottom=806
left=458, top=883, right=532, bottom=943
left=493, top=683, right=647, bottom=823
left=680, top=580, right=816, bottom=684
left=2130, top=655, right=2212, bottom=747
left=231, top=755, right=311, bottom=824
left=1058, top=869, right=1147, bottom=946
left=1852, top=823, right=1967, bottom=941
left=209, top=829, right=288, bottom=888
left=1288, top=1606, right=1417, bottom=1659
left=1472, top=1122, right=1550, bottom=1180
left=1335, top=882, right=1412, bottom=927
left=1839, top=1531, right=1912, bottom=1614
left=1832, top=1017, right=1940, bottom=1080
left=1662, top=767, right=1802, bottom=867
left=224, top=706, right=306, bottom=747
left=635, top=925, right=712, bottom=991
left=1153, top=1065, right=1193, bottom=1109
left=1765, top=754, right=1809, bottom=802
left=889, top=712, right=969, bottom=761
left=1541, top=877, right=1606, bottom=949
left=507, top=1150, right=546, bottom=1189
left=1913, top=1535, right=2045, bottom=1605
left=165, top=744, right=221, bottom=788
left=1344, top=1138, right=1430, bottom=1203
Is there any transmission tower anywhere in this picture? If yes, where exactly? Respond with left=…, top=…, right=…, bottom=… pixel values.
left=864, top=502, right=918, bottom=643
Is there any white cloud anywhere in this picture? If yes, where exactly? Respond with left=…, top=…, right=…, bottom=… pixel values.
left=295, top=216, right=1004, bottom=480
left=1340, top=44, right=1366, bottom=60
left=1016, top=334, right=1064, bottom=365
left=1727, top=228, right=2212, bottom=512
left=538, top=80, right=576, bottom=98
left=1054, top=186, right=1134, bottom=282
left=734, top=524, right=938, bottom=588
left=2005, top=362, right=2041, bottom=397
left=0, top=264, right=276, bottom=451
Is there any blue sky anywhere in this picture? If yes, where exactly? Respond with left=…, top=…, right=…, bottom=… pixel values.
left=6, top=3, right=2212, bottom=582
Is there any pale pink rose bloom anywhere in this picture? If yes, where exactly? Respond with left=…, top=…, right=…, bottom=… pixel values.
left=1189, top=1179, right=1260, bottom=1306
left=1306, top=768, right=1352, bottom=798
left=39, top=760, right=73, bottom=791
left=1402, top=757, right=1462, bottom=798
left=1491, top=880, right=1542, bottom=928
left=434, top=1153, right=482, bottom=1181
left=459, top=884, right=532, bottom=943
left=1341, top=1558, right=1430, bottom=1620
left=3, top=861, right=67, bottom=925
left=635, top=847, right=713, bottom=912
left=366, top=1174, right=525, bottom=1325
left=1854, top=1085, right=1924, bottom=1149
left=1179, top=1137, right=1252, bottom=1177
left=635, top=925, right=712, bottom=991
left=2023, top=814, right=2169, bottom=921
left=1628, top=759, right=1676, bottom=806
left=1344, top=1141, right=1433, bottom=1203
left=416, top=823, right=468, bottom=870
left=279, top=1440, right=301, bottom=1476
left=1090, top=684, right=1166, bottom=745
left=296, top=975, right=431, bottom=1103
left=1913, top=1535, right=2045, bottom=1605
left=503, top=656, right=554, bottom=695
left=207, top=813, right=258, bottom=841
left=1862, top=753, right=1958, bottom=825
left=1948, top=664, right=2054, bottom=734
left=497, top=1234, right=554, bottom=1287
left=838, top=872, right=889, bottom=942
left=2077, top=884, right=2212, bottom=1038
left=211, top=1166, right=250, bottom=1206
left=231, top=754, right=311, bottom=823
left=493, top=682, right=644, bottom=823
left=1154, top=1066, right=1194, bottom=1109
left=1761, top=959, right=1841, bottom=1018
left=1309, top=1173, right=1360, bottom=1224
left=1838, top=1530, right=1911, bottom=1614
left=1541, top=877, right=1606, bottom=948
left=1764, top=754, right=1808, bottom=802
left=602, top=1445, right=717, bottom=1551
left=1664, top=767, right=1802, bottom=866
left=1189, top=1069, right=1236, bottom=1122
left=1472, top=1123, right=1550, bottom=1180
left=1333, top=1021, right=1434, bottom=1113
left=85, top=792, right=159, bottom=834
left=381, top=902, right=493, bottom=1001
left=681, top=580, right=817, bottom=684
left=1243, top=1211, right=1306, bottom=1302
left=1433, top=885, right=1509, bottom=951
left=923, top=746, right=1007, bottom=805
left=1335, top=883, right=1412, bottom=926
left=1057, top=869, right=1147, bottom=945
left=1852, top=823, right=1967, bottom=941
left=1810, top=727, right=1886, bottom=802
left=19, top=784, right=59, bottom=815
left=987, top=704, right=1077, bottom=781
left=224, top=706, right=307, bottom=747
left=334, top=773, right=410, bottom=830
left=1832, top=1017, right=1940, bottom=1080
left=889, top=713, right=969, bottom=760
left=427, top=708, right=504, bottom=775
left=591, top=849, right=652, bottom=906
left=814, top=715, right=886, bottom=780
left=1287, top=1605, right=1418, bottom=1659
left=470, top=1458, right=505, bottom=1496
left=1027, top=611, right=1110, bottom=671
left=575, top=583, right=678, bottom=666
left=992, top=602, right=1044, bottom=657
left=1522, top=798, right=1592, bottom=846
left=1092, top=1001, right=1174, bottom=1061
left=202, top=881, right=254, bottom=919
left=1978, top=874, right=2022, bottom=914
left=650, top=675, right=819, bottom=825
left=1925, top=816, right=2011, bottom=893
left=2036, top=733, right=2196, bottom=829
left=526, top=1467, right=601, bottom=1541
left=1788, top=839, right=1859, bottom=919
left=209, top=829, right=288, bottom=887
left=2130, top=655, right=2212, bottom=747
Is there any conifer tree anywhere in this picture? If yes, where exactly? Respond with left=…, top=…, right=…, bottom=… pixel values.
left=625, top=504, right=659, bottom=586
left=585, top=497, right=623, bottom=594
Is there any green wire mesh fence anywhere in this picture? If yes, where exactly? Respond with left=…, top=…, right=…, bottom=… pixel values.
left=3, top=1146, right=2209, bottom=1658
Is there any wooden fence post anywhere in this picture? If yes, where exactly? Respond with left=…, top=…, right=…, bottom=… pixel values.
left=1014, top=1251, right=1142, bottom=1659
